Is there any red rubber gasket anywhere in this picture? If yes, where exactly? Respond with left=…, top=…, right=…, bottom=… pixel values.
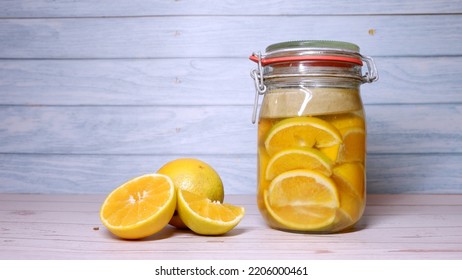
left=249, top=55, right=363, bottom=66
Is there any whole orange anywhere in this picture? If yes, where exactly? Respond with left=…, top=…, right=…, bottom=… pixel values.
left=157, top=158, right=224, bottom=228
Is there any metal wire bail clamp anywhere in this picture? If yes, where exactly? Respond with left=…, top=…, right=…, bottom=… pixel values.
left=361, top=55, right=379, bottom=83
left=250, top=51, right=267, bottom=124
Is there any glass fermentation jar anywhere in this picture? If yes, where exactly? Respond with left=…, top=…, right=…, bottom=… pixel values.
left=250, top=40, right=378, bottom=233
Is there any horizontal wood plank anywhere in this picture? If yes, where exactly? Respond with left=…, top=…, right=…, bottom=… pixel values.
left=0, top=154, right=256, bottom=194
left=2, top=220, right=462, bottom=245
left=0, top=154, right=460, bottom=194
left=0, top=194, right=461, bottom=260
left=1, top=56, right=461, bottom=106
left=1, top=15, right=461, bottom=58
left=0, top=105, right=255, bottom=154
left=2, top=0, right=461, bottom=17
left=0, top=104, right=460, bottom=154
left=367, top=155, right=462, bottom=194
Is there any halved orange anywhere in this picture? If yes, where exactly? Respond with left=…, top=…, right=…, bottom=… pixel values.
left=264, top=117, right=342, bottom=156
left=100, top=174, right=176, bottom=239
left=264, top=169, right=339, bottom=231
left=177, top=189, right=245, bottom=235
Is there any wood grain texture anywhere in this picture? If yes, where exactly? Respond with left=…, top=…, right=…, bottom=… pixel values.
left=1, top=57, right=461, bottom=106
left=0, top=154, right=460, bottom=194
left=1, top=0, right=461, bottom=17
left=0, top=1, right=461, bottom=195
left=1, top=15, right=461, bottom=58
left=0, top=154, right=256, bottom=194
left=0, top=194, right=461, bottom=260
left=0, top=104, right=460, bottom=154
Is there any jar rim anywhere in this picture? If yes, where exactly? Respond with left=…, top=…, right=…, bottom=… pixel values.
left=265, top=40, right=360, bottom=53
left=250, top=40, right=363, bottom=66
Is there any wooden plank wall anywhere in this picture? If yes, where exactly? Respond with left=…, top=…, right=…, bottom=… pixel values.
left=1, top=0, right=461, bottom=194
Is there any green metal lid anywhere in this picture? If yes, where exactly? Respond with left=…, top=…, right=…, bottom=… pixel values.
left=266, top=40, right=360, bottom=53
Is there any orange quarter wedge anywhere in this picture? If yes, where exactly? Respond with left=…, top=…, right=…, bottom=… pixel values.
left=177, top=189, right=245, bottom=235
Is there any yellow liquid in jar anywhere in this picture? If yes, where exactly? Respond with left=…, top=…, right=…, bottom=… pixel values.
left=257, top=111, right=366, bottom=232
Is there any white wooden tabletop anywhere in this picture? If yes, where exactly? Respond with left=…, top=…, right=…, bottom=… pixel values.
left=1, top=193, right=461, bottom=260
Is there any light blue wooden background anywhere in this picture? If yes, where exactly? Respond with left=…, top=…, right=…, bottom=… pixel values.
left=1, top=0, right=461, bottom=194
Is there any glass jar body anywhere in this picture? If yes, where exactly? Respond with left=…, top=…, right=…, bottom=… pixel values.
left=257, top=77, right=366, bottom=233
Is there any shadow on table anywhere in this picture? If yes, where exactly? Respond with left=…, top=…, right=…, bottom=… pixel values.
left=101, top=224, right=249, bottom=241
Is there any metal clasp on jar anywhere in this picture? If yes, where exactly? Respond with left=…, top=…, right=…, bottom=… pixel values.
left=360, top=55, right=379, bottom=83
left=250, top=52, right=267, bottom=124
